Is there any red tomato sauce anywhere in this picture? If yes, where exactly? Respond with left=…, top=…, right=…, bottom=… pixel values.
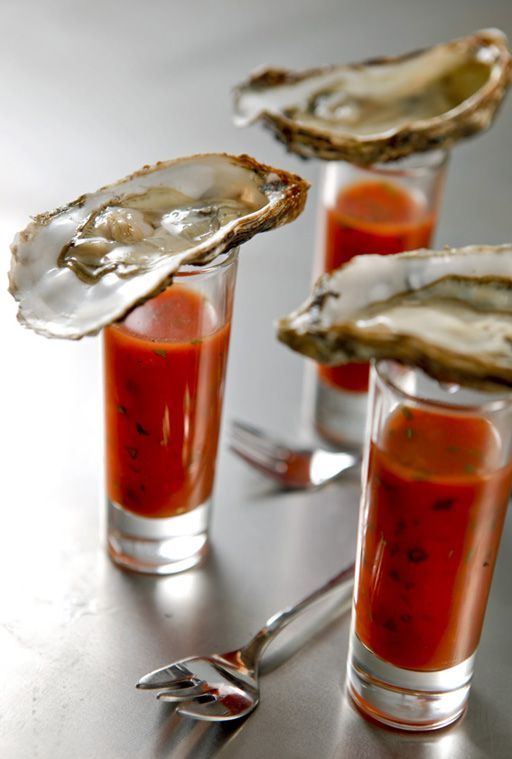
left=104, top=284, right=231, bottom=519
left=354, top=405, right=512, bottom=671
left=319, top=181, right=435, bottom=393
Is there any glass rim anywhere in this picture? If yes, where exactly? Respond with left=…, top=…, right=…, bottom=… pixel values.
left=369, top=149, right=449, bottom=177
left=374, top=359, right=512, bottom=414
left=174, top=246, right=239, bottom=277
left=324, top=149, right=449, bottom=178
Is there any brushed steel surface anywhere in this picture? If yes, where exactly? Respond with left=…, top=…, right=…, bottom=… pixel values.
left=1, top=1, right=512, bottom=757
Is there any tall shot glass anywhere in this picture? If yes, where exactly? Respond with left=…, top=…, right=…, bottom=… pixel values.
left=313, top=151, right=448, bottom=448
left=347, top=360, right=512, bottom=730
left=103, top=248, right=238, bottom=575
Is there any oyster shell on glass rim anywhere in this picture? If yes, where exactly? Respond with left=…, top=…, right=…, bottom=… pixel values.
left=234, top=29, right=512, bottom=165
left=9, top=153, right=309, bottom=339
left=277, top=245, right=512, bottom=391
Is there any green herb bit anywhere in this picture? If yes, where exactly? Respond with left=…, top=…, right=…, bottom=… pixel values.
left=405, top=427, right=414, bottom=440
left=412, top=469, right=432, bottom=481
left=117, top=404, right=127, bottom=415
left=153, top=349, right=167, bottom=358
left=464, top=463, right=476, bottom=475
left=190, top=338, right=203, bottom=346
left=445, top=445, right=458, bottom=454
left=383, top=181, right=399, bottom=196
left=465, top=547, right=475, bottom=564
left=401, top=406, right=414, bottom=421
left=136, top=422, right=150, bottom=437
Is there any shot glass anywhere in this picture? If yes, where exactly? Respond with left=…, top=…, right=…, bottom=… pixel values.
left=104, top=248, right=238, bottom=574
left=347, top=360, right=512, bottom=730
left=313, top=151, right=448, bottom=448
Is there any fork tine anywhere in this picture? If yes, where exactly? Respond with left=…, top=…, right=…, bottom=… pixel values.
left=229, top=439, right=288, bottom=478
left=176, top=695, right=257, bottom=722
left=229, top=442, right=288, bottom=482
left=230, top=420, right=289, bottom=460
left=157, top=683, right=209, bottom=701
left=136, top=663, right=195, bottom=690
left=229, top=429, right=290, bottom=474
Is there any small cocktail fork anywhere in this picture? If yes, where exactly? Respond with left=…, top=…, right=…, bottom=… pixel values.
left=137, top=562, right=355, bottom=721
left=229, top=420, right=360, bottom=489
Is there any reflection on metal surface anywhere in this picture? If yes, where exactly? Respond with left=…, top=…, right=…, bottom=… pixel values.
left=154, top=572, right=198, bottom=604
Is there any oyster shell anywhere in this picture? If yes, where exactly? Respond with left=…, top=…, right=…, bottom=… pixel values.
left=277, top=245, right=512, bottom=390
left=234, top=29, right=512, bottom=165
left=9, top=153, right=308, bottom=339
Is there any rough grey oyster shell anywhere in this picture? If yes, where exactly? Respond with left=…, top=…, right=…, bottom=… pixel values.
left=9, top=153, right=309, bottom=339
left=277, top=245, right=512, bottom=390
left=234, top=29, right=512, bottom=165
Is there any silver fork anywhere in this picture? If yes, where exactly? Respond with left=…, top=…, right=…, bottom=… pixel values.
left=229, top=420, right=360, bottom=489
left=137, top=562, right=355, bottom=722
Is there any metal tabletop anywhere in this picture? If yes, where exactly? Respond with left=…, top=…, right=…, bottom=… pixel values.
left=2, top=2, right=512, bottom=757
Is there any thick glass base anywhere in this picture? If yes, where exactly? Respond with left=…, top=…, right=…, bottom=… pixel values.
left=314, top=379, right=367, bottom=448
left=107, top=499, right=209, bottom=575
left=347, top=633, right=473, bottom=731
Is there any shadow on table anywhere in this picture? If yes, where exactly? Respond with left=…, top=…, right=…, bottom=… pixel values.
left=116, top=539, right=353, bottom=671
left=149, top=595, right=350, bottom=759
left=462, top=690, right=512, bottom=759
left=114, top=550, right=244, bottom=660
left=119, top=550, right=353, bottom=758
left=335, top=685, right=512, bottom=759
left=152, top=706, right=245, bottom=759
left=113, top=554, right=248, bottom=757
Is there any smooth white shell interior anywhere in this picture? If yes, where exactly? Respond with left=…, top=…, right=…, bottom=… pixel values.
left=10, top=155, right=295, bottom=338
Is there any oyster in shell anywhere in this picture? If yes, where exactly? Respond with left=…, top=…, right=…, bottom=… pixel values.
left=9, top=153, right=308, bottom=339
left=277, top=245, right=512, bottom=390
left=234, top=29, right=512, bottom=165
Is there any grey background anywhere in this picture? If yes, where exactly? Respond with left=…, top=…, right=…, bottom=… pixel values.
left=1, top=1, right=511, bottom=757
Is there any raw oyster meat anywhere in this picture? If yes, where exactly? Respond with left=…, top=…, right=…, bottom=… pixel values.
left=277, top=245, right=512, bottom=390
left=234, top=29, right=512, bottom=165
left=9, top=153, right=308, bottom=338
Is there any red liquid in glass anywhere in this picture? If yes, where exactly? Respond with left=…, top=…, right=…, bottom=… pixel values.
left=104, top=285, right=231, bottom=519
left=355, top=406, right=512, bottom=671
left=319, top=181, right=435, bottom=392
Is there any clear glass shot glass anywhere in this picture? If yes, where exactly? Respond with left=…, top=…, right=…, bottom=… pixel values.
left=347, top=360, right=512, bottom=731
left=103, top=248, right=238, bottom=575
left=313, top=151, right=449, bottom=448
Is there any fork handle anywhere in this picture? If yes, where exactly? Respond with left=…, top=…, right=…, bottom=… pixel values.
left=241, top=562, right=355, bottom=665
